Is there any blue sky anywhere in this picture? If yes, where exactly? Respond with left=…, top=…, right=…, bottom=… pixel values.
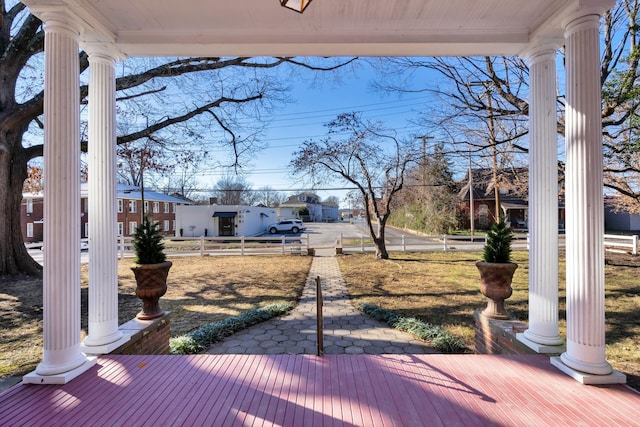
left=201, top=62, right=436, bottom=207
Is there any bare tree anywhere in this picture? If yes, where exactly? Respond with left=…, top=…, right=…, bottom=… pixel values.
left=212, top=176, right=255, bottom=205
left=0, top=2, right=357, bottom=276
left=601, top=0, right=640, bottom=213
left=291, top=112, right=421, bottom=259
left=253, top=186, right=286, bottom=207
left=371, top=1, right=640, bottom=214
left=371, top=55, right=530, bottom=208
left=322, top=195, right=340, bottom=207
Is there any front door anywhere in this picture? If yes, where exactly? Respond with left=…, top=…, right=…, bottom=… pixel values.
left=219, top=217, right=234, bottom=236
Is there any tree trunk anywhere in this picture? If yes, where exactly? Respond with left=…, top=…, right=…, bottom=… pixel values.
left=0, top=134, right=42, bottom=277
left=374, top=219, right=389, bottom=259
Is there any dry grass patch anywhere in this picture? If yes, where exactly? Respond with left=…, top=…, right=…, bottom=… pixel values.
left=338, top=251, right=639, bottom=391
left=0, top=255, right=311, bottom=378
left=111, top=256, right=311, bottom=336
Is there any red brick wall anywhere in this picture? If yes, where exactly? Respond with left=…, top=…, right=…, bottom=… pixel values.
left=21, top=198, right=44, bottom=243
left=110, top=312, right=171, bottom=355
left=474, top=311, right=536, bottom=355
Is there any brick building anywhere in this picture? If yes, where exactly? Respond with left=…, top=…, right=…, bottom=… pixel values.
left=21, top=183, right=191, bottom=244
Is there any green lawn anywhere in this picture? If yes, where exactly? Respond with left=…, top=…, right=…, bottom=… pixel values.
left=338, top=250, right=640, bottom=391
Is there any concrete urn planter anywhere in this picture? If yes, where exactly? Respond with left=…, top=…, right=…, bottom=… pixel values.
left=476, top=261, right=518, bottom=320
left=132, top=261, right=172, bottom=320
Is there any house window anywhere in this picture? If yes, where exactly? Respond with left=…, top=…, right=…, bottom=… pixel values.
left=164, top=220, right=170, bottom=231
left=153, top=202, right=160, bottom=213
left=117, top=222, right=124, bottom=236
left=164, top=202, right=169, bottom=213
left=26, top=199, right=33, bottom=214
left=129, top=200, right=137, bottom=213
left=172, top=220, right=176, bottom=231
left=117, top=199, right=123, bottom=213
left=129, top=221, right=137, bottom=235
left=144, top=201, right=149, bottom=213
left=26, top=223, right=33, bottom=238
left=172, top=203, right=176, bottom=213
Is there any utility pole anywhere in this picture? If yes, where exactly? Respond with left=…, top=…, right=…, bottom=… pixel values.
left=416, top=135, right=434, bottom=191
left=469, top=81, right=500, bottom=222
left=486, top=92, right=500, bottom=222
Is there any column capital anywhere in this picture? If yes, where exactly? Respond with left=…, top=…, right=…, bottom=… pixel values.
left=38, top=7, right=82, bottom=36
left=561, top=0, right=615, bottom=30
left=83, top=42, right=126, bottom=63
left=521, top=42, right=560, bottom=65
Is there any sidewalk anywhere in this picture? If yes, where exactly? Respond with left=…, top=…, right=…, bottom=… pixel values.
left=207, top=250, right=437, bottom=355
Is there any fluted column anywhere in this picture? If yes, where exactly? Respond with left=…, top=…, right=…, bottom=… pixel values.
left=518, top=46, right=564, bottom=351
left=24, top=13, right=95, bottom=383
left=551, top=10, right=623, bottom=383
left=81, top=46, right=128, bottom=353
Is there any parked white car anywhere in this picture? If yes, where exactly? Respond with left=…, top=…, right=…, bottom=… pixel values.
left=268, top=219, right=305, bottom=234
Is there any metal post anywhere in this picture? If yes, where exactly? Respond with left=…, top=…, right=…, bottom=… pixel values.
left=241, top=236, right=245, bottom=256
left=281, top=236, right=285, bottom=255
left=200, top=236, right=204, bottom=256
left=634, top=235, right=638, bottom=256
left=402, top=235, right=406, bottom=252
left=361, top=235, right=365, bottom=252
left=316, top=276, right=323, bottom=356
left=469, top=154, right=475, bottom=242
left=443, top=234, right=448, bottom=252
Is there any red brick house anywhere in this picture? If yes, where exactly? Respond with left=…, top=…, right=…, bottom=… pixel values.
left=457, top=167, right=565, bottom=231
left=21, top=183, right=192, bottom=244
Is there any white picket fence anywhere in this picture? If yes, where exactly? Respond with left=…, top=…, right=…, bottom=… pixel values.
left=117, top=234, right=310, bottom=258
left=336, top=232, right=639, bottom=255
left=603, top=234, right=638, bottom=255
left=27, top=232, right=639, bottom=257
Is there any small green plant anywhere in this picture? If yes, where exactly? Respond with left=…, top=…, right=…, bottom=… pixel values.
left=133, top=215, right=167, bottom=264
left=358, top=303, right=467, bottom=353
left=482, top=218, right=513, bottom=263
left=170, top=303, right=294, bottom=354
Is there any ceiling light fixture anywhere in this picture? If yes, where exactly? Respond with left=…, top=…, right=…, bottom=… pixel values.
left=280, top=0, right=313, bottom=14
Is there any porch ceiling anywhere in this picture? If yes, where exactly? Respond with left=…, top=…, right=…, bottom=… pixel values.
left=21, top=0, right=598, bottom=57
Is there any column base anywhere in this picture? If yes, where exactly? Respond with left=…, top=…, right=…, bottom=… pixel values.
left=80, top=334, right=130, bottom=355
left=550, top=357, right=626, bottom=385
left=517, top=331, right=565, bottom=354
left=23, top=358, right=96, bottom=385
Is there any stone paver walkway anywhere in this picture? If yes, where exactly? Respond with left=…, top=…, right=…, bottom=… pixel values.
left=207, top=252, right=437, bottom=355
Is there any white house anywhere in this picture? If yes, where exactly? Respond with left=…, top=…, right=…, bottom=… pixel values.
left=175, top=205, right=277, bottom=237
left=278, top=193, right=339, bottom=222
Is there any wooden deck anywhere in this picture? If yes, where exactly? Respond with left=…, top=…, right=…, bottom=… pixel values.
left=1, top=354, right=638, bottom=426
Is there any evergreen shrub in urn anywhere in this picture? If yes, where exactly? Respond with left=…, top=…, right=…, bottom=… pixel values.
left=131, top=215, right=172, bottom=320
left=476, top=218, right=518, bottom=319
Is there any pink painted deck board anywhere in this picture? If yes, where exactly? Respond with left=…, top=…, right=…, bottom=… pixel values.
left=1, top=354, right=639, bottom=426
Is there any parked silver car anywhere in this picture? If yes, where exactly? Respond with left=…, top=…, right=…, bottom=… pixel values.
left=268, top=219, right=305, bottom=234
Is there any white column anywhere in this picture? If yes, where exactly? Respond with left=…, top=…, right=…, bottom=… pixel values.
left=518, top=46, right=564, bottom=351
left=551, top=10, right=624, bottom=384
left=81, top=46, right=128, bottom=353
left=24, top=13, right=95, bottom=384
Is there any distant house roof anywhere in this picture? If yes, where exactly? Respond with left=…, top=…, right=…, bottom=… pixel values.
left=112, top=184, right=192, bottom=204
left=282, top=193, right=321, bottom=206
left=18, top=183, right=194, bottom=204
left=457, top=167, right=530, bottom=202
